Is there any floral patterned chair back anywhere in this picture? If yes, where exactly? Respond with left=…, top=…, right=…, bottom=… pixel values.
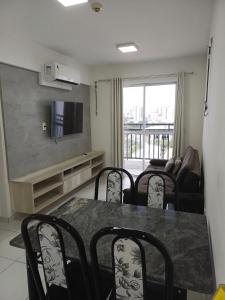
left=134, top=170, right=178, bottom=210
left=94, top=167, right=135, bottom=203
left=106, top=171, right=123, bottom=203
left=113, top=237, right=145, bottom=299
left=21, top=214, right=92, bottom=300
left=90, top=227, right=174, bottom=300
left=38, top=223, right=68, bottom=288
left=147, top=175, right=165, bottom=209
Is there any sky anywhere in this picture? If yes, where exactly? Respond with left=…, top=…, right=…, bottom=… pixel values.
left=123, top=84, right=176, bottom=123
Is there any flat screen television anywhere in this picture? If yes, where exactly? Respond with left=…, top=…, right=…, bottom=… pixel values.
left=50, top=101, right=83, bottom=138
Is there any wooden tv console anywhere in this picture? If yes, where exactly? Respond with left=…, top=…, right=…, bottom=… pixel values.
left=10, top=151, right=105, bottom=214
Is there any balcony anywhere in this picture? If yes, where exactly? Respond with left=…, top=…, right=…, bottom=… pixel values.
left=123, top=123, right=174, bottom=175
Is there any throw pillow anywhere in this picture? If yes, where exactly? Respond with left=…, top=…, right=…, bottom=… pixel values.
left=164, top=157, right=175, bottom=173
left=172, top=158, right=182, bottom=175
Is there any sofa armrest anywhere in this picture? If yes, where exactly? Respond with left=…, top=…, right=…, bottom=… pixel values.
left=178, top=193, right=204, bottom=214
left=149, top=159, right=168, bottom=167
left=178, top=172, right=200, bottom=193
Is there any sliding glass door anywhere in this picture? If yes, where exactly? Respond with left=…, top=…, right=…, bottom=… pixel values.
left=123, top=86, right=144, bottom=175
left=123, top=83, right=176, bottom=175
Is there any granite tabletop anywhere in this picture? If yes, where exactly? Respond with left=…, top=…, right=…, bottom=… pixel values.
left=10, top=197, right=215, bottom=294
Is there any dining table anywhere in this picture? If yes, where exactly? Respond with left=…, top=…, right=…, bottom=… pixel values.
left=10, top=197, right=215, bottom=299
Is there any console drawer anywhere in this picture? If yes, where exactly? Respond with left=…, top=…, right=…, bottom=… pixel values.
left=64, top=168, right=91, bottom=193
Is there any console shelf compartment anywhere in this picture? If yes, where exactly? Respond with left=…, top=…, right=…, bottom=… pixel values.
left=91, top=154, right=104, bottom=167
left=92, top=160, right=104, bottom=169
left=10, top=151, right=105, bottom=214
left=92, top=162, right=105, bottom=177
left=34, top=187, right=63, bottom=211
left=33, top=181, right=63, bottom=199
left=33, top=174, right=63, bottom=198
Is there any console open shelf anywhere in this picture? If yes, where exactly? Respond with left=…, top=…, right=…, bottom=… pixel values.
left=92, top=163, right=104, bottom=177
left=34, top=186, right=63, bottom=211
left=33, top=173, right=63, bottom=198
left=10, top=151, right=105, bottom=213
left=92, top=154, right=104, bottom=166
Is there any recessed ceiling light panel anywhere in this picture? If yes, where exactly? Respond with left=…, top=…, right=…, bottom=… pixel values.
left=117, top=43, right=138, bottom=53
left=57, top=0, right=88, bottom=7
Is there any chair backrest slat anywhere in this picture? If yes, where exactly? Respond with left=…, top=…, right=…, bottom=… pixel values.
left=135, top=170, right=178, bottom=209
left=37, top=222, right=68, bottom=289
left=90, top=227, right=174, bottom=300
left=112, top=237, right=145, bottom=300
left=95, top=167, right=134, bottom=203
left=106, top=171, right=123, bottom=203
left=147, top=175, right=165, bottom=208
left=21, top=214, right=92, bottom=300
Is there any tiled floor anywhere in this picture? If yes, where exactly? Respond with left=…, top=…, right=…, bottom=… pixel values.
left=0, top=179, right=208, bottom=300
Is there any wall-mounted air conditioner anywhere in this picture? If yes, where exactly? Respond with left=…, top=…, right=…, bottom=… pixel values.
left=39, top=62, right=80, bottom=90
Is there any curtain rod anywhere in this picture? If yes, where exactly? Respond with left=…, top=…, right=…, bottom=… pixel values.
left=96, top=72, right=194, bottom=83
left=94, top=71, right=194, bottom=116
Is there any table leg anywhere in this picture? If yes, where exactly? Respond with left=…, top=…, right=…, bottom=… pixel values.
left=174, top=288, right=187, bottom=300
left=26, top=255, right=39, bottom=300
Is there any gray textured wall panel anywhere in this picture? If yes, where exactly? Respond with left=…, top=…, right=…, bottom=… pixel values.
left=0, top=64, right=91, bottom=179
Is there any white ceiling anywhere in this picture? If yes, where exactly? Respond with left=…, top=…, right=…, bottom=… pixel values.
left=2, top=0, right=213, bottom=65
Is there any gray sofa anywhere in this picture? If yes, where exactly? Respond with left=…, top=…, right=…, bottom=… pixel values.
left=123, top=146, right=204, bottom=213
left=149, top=146, right=201, bottom=193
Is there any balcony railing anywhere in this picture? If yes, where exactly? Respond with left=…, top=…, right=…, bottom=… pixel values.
left=124, top=123, right=174, bottom=160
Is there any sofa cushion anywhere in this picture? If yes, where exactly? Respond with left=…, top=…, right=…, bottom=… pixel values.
left=134, top=146, right=200, bottom=199
left=172, top=158, right=182, bottom=175
left=139, top=165, right=164, bottom=185
left=180, top=150, right=201, bottom=192
left=176, top=146, right=195, bottom=185
left=181, top=146, right=193, bottom=160
left=176, top=146, right=200, bottom=192
left=164, top=157, right=175, bottom=173
left=149, top=159, right=168, bottom=167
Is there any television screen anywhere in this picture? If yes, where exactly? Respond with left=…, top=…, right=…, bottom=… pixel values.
left=50, top=101, right=83, bottom=138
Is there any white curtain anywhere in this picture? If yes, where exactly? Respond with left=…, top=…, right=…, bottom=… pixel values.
left=173, top=72, right=185, bottom=157
left=112, top=78, right=123, bottom=167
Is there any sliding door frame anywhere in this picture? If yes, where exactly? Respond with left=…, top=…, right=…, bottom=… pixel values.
left=123, top=79, right=177, bottom=172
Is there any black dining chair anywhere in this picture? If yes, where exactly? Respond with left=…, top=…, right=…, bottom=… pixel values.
left=21, top=214, right=93, bottom=300
left=94, top=167, right=135, bottom=203
left=134, top=170, right=178, bottom=209
left=90, top=226, right=174, bottom=300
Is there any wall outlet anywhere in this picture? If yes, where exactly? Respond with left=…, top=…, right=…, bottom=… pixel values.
left=42, top=122, right=47, bottom=131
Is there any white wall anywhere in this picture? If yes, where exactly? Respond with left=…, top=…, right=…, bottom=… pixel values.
left=203, top=0, right=225, bottom=285
left=0, top=32, right=90, bottom=85
left=0, top=91, right=11, bottom=218
left=90, top=55, right=206, bottom=165
left=0, top=27, right=90, bottom=217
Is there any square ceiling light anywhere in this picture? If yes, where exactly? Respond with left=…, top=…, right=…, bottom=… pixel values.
left=57, top=0, right=88, bottom=7
left=117, top=43, right=138, bottom=53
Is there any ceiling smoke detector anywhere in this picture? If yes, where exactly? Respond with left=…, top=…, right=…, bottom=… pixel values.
left=91, top=2, right=103, bottom=12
